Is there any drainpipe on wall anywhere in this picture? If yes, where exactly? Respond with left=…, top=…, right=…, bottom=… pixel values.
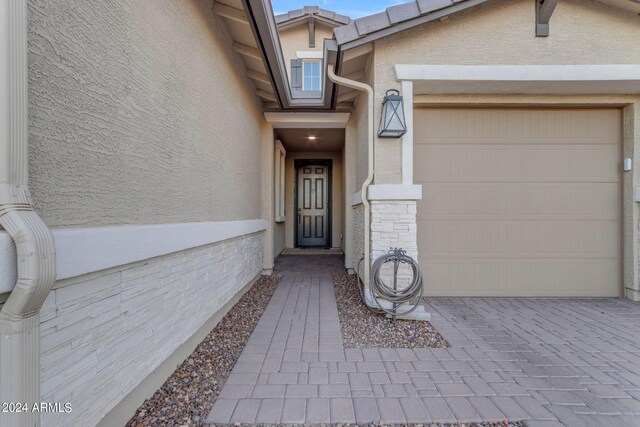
left=326, top=64, right=374, bottom=288
left=0, top=1, right=57, bottom=426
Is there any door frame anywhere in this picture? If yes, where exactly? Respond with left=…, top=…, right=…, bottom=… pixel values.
left=294, top=159, right=332, bottom=248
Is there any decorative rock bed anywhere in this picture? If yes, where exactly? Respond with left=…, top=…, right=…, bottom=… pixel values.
left=126, top=275, right=281, bottom=427
left=334, top=275, right=448, bottom=349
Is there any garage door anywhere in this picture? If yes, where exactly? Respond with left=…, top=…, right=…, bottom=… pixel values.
left=414, top=109, right=621, bottom=297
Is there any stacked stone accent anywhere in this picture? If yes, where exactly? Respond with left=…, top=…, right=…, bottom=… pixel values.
left=39, top=232, right=263, bottom=426
left=370, top=201, right=418, bottom=288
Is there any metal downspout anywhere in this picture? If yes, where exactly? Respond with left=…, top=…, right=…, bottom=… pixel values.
left=0, top=1, right=57, bottom=426
left=326, top=64, right=374, bottom=288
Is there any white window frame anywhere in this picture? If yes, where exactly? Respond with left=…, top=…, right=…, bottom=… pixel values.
left=302, top=59, right=322, bottom=91
left=274, top=141, right=286, bottom=222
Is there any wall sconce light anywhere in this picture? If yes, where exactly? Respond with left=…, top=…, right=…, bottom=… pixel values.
left=378, top=89, right=407, bottom=138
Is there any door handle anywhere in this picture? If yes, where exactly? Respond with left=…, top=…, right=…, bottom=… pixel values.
left=298, top=208, right=301, bottom=224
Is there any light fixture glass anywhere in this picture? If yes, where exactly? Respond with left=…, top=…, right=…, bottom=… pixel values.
left=378, top=89, right=407, bottom=138
left=307, top=136, right=317, bottom=141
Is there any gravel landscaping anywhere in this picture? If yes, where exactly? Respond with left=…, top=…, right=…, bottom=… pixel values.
left=334, top=275, right=448, bottom=348
left=126, top=275, right=281, bottom=427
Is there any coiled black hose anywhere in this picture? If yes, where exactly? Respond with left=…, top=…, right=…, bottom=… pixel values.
left=356, top=248, right=424, bottom=317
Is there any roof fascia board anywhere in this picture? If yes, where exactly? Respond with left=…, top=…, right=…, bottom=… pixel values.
left=242, top=0, right=288, bottom=107
left=277, top=15, right=344, bottom=30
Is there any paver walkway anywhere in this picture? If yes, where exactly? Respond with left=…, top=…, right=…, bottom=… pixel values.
left=207, top=255, right=640, bottom=426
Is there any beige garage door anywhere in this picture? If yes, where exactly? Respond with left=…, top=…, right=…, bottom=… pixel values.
left=414, top=109, right=621, bottom=297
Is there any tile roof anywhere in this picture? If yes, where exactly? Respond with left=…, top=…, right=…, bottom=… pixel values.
left=275, top=6, right=351, bottom=27
left=334, top=0, right=640, bottom=46
left=334, top=0, right=474, bottom=45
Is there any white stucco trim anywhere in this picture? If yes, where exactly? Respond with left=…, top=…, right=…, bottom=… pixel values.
left=296, top=50, right=323, bottom=59
left=351, top=191, right=363, bottom=206
left=368, top=184, right=422, bottom=201
left=264, top=112, right=351, bottom=128
left=0, top=219, right=267, bottom=293
left=401, top=80, right=414, bottom=185
left=394, top=64, right=640, bottom=94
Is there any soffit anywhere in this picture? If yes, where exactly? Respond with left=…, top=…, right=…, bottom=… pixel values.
left=212, top=0, right=279, bottom=106
left=275, top=128, right=345, bottom=152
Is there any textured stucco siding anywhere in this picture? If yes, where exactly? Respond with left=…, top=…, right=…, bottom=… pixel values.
left=372, top=0, right=640, bottom=184
left=352, top=204, right=364, bottom=276
left=353, top=90, right=369, bottom=189
left=39, top=232, right=263, bottom=426
left=627, top=103, right=640, bottom=301
left=273, top=222, right=286, bottom=258
left=28, top=0, right=264, bottom=226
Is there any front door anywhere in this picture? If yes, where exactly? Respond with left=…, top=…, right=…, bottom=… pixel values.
left=297, top=163, right=329, bottom=247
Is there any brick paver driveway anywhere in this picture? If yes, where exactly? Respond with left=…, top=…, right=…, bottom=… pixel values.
left=207, top=255, right=640, bottom=426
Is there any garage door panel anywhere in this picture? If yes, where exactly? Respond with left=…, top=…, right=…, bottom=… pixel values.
left=511, top=184, right=619, bottom=218
left=416, top=109, right=621, bottom=143
left=420, top=183, right=619, bottom=220
left=519, top=146, right=618, bottom=181
left=425, top=260, right=619, bottom=297
left=423, top=223, right=508, bottom=254
left=426, top=262, right=509, bottom=295
left=415, top=108, right=621, bottom=297
left=416, top=145, right=619, bottom=182
left=421, top=221, right=618, bottom=258
left=517, top=222, right=619, bottom=257
left=416, top=145, right=509, bottom=180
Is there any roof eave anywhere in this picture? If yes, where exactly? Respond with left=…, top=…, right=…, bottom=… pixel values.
left=335, top=0, right=490, bottom=49
left=243, top=0, right=337, bottom=110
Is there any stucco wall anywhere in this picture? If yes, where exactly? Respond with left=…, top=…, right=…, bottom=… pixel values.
left=39, top=232, right=263, bottom=426
left=352, top=90, right=370, bottom=189
left=350, top=54, right=374, bottom=189
left=372, top=0, right=640, bottom=183
left=352, top=204, right=364, bottom=275
left=273, top=222, right=286, bottom=258
left=279, top=23, right=334, bottom=84
left=28, top=0, right=264, bottom=227
left=284, top=152, right=343, bottom=249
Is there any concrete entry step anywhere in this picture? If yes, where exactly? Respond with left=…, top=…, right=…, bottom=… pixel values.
left=281, top=248, right=344, bottom=255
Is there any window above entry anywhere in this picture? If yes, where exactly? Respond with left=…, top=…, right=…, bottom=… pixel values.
left=303, top=60, right=321, bottom=91
left=291, top=59, right=322, bottom=92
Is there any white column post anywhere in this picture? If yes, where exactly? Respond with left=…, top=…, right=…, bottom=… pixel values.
left=260, top=124, right=275, bottom=274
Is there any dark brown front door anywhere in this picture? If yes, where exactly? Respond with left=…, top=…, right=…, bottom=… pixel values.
left=297, top=164, right=328, bottom=247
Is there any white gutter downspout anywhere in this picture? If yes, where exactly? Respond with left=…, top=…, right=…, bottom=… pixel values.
left=0, top=1, right=57, bottom=426
left=327, top=64, right=374, bottom=288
